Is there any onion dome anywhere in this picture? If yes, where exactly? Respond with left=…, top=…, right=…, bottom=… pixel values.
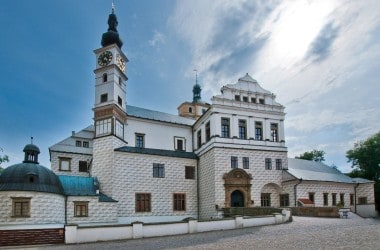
left=193, top=83, right=202, bottom=103
left=101, top=5, right=123, bottom=48
left=0, top=144, right=64, bottom=195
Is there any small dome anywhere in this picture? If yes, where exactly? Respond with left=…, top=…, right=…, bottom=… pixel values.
left=23, top=144, right=40, bottom=153
left=0, top=163, right=64, bottom=195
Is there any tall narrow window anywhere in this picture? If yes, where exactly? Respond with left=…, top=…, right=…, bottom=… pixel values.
left=173, top=193, right=186, bottom=211
left=135, top=193, right=151, bottom=212
left=189, top=107, right=193, bottom=113
left=100, top=93, right=108, bottom=103
left=153, top=163, right=165, bottom=178
left=261, top=193, right=271, bottom=207
left=221, top=118, right=230, bottom=138
left=271, top=123, right=278, bottom=142
left=205, top=121, right=211, bottom=142
left=185, top=166, right=195, bottom=179
left=265, top=158, right=272, bottom=170
left=74, top=201, right=88, bottom=217
left=340, top=193, right=345, bottom=205
left=332, top=193, right=337, bottom=206
left=350, top=194, right=354, bottom=206
left=309, top=193, right=315, bottom=203
left=231, top=156, right=238, bottom=168
left=118, top=96, right=123, bottom=106
left=255, top=122, right=262, bottom=140
left=323, top=193, right=329, bottom=206
left=197, top=130, right=202, bottom=148
left=177, top=139, right=183, bottom=151
left=102, top=73, right=107, bottom=82
left=238, top=119, right=247, bottom=139
left=280, top=194, right=289, bottom=207
left=275, top=159, right=282, bottom=170
left=12, top=198, right=31, bottom=217
left=243, top=157, right=249, bottom=169
left=135, top=133, right=145, bottom=148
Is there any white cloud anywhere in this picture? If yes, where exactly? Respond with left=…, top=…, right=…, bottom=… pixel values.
left=148, top=30, right=166, bottom=47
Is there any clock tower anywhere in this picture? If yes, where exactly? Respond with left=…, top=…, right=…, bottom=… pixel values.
left=93, top=5, right=128, bottom=140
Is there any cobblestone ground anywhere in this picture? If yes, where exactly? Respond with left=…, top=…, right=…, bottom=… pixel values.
left=25, top=214, right=380, bottom=250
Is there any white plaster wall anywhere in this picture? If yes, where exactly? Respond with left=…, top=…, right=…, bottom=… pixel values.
left=112, top=151, right=198, bottom=218
left=125, top=118, right=193, bottom=152
left=198, top=149, right=216, bottom=219
left=75, top=225, right=133, bottom=243
left=0, top=191, right=65, bottom=224
left=50, top=151, right=92, bottom=177
left=66, top=196, right=118, bottom=224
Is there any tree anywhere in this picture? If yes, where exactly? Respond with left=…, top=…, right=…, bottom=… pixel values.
left=346, top=131, right=380, bottom=182
left=0, top=147, right=9, bottom=174
left=295, top=149, right=325, bottom=162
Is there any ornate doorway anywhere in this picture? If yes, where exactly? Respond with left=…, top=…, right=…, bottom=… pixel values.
left=231, top=190, right=244, bottom=207
left=223, top=169, right=252, bottom=208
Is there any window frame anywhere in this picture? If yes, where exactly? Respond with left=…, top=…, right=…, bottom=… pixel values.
left=205, top=121, right=211, bottom=142
left=135, top=133, right=145, bottom=148
left=271, top=123, right=278, bottom=142
left=238, top=119, right=247, bottom=139
left=234, top=95, right=241, bottom=101
left=231, top=156, right=238, bottom=169
left=280, top=194, right=289, bottom=207
left=221, top=118, right=230, bottom=138
left=358, top=197, right=367, bottom=205
left=332, top=193, right=337, bottom=206
left=173, top=193, right=186, bottom=211
left=174, top=137, right=186, bottom=151
left=323, top=193, right=329, bottom=206
left=255, top=122, right=263, bottom=140
left=197, top=130, right=202, bottom=148
left=308, top=192, right=315, bottom=203
left=59, top=157, right=71, bottom=171
left=78, top=161, right=88, bottom=172
left=83, top=141, right=89, bottom=148
left=12, top=197, right=31, bottom=217
left=261, top=193, right=271, bottom=207
left=275, top=159, right=282, bottom=170
left=74, top=201, right=89, bottom=217
left=153, top=163, right=165, bottom=178
left=350, top=194, right=354, bottom=206
left=75, top=140, right=82, bottom=147
left=185, top=166, right=195, bottom=180
left=265, top=158, right=272, bottom=170
left=100, top=93, right=108, bottom=103
left=135, top=193, right=151, bottom=212
left=243, top=157, right=249, bottom=169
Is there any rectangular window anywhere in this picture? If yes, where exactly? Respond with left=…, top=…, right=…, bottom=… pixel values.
left=197, top=130, right=202, bottom=148
left=358, top=197, right=367, bottom=204
left=174, top=137, right=185, bottom=151
left=12, top=198, right=31, bottom=217
left=135, top=133, right=145, bottom=148
left=251, top=97, right=257, bottom=103
left=221, top=118, right=230, bottom=138
left=259, top=98, right=265, bottom=104
left=275, top=159, right=282, bottom=170
left=255, top=122, right=262, bottom=140
left=323, top=193, right=329, bottom=206
left=332, top=193, right=337, bottom=206
left=340, top=193, right=345, bottom=205
left=115, top=119, right=124, bottom=139
left=280, top=194, right=289, bottom=207
left=185, top=166, right=195, bottom=180
left=242, top=96, right=248, bottom=102
left=173, top=193, right=186, bottom=211
left=265, top=158, right=272, bottom=170
left=135, top=193, right=151, bottom=212
left=309, top=193, right=315, bottom=203
left=118, top=96, right=123, bottom=106
left=96, top=118, right=112, bottom=136
left=234, top=95, right=240, bottom=101
left=243, top=157, right=249, bottom=169
left=100, top=93, right=108, bottom=103
left=74, top=201, right=88, bottom=217
left=79, top=161, right=88, bottom=172
left=83, top=141, right=89, bottom=148
left=153, top=163, right=165, bottom=178
left=59, top=157, right=71, bottom=171
left=205, top=121, right=211, bottom=142
left=75, top=140, right=82, bottom=147
left=238, top=119, right=247, bottom=139
left=350, top=194, right=354, bottom=206
left=271, top=123, right=278, bottom=142
left=261, top=193, right=271, bottom=207
left=231, top=156, right=238, bottom=168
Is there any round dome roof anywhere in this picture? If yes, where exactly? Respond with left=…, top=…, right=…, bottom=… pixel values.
left=0, top=163, right=64, bottom=195
left=23, top=144, right=40, bottom=153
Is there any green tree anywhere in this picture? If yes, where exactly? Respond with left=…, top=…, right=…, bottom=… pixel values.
left=295, top=149, right=326, bottom=162
left=346, top=131, right=380, bottom=182
left=0, top=147, right=9, bottom=174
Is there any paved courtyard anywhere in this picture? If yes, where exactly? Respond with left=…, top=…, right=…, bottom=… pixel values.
left=26, top=214, right=380, bottom=250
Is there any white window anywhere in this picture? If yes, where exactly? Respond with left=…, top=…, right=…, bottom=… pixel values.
left=115, top=119, right=124, bottom=138
left=96, top=118, right=112, bottom=136
left=174, top=137, right=186, bottom=151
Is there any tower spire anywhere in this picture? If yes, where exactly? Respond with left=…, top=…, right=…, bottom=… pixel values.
left=192, top=69, right=201, bottom=103
left=101, top=1, right=123, bottom=48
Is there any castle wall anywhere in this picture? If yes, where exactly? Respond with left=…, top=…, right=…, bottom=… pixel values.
left=50, top=151, right=92, bottom=177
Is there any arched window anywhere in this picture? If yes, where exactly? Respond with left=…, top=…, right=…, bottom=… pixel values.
left=103, top=73, right=108, bottom=82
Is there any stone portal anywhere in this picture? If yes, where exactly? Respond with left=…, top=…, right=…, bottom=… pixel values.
left=223, top=169, right=252, bottom=208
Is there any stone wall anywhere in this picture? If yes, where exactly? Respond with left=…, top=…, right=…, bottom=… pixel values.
left=50, top=151, right=92, bottom=177
left=198, top=149, right=216, bottom=219
left=112, top=151, right=198, bottom=219
left=66, top=196, right=118, bottom=224
left=0, top=191, right=65, bottom=224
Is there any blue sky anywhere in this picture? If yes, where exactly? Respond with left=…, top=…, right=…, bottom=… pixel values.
left=1, top=0, right=379, bottom=173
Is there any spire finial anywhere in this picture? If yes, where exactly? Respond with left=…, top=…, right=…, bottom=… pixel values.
left=31, top=136, right=34, bottom=144
left=193, top=69, right=198, bottom=85
left=112, top=0, right=115, bottom=14
left=192, top=69, right=201, bottom=103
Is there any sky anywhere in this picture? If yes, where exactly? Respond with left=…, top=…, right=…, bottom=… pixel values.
left=1, top=0, right=379, bottom=173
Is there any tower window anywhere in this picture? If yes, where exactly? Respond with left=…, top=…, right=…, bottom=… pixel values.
left=118, top=96, right=123, bottom=106
left=100, top=94, right=108, bottom=103
left=102, top=73, right=107, bottom=82
left=234, top=95, right=241, bottom=101
left=189, top=107, right=193, bottom=113
left=221, top=118, right=230, bottom=138
left=251, top=97, right=257, bottom=103
left=119, top=77, right=122, bottom=85
left=238, top=119, right=247, bottom=139
left=276, top=159, right=282, bottom=170
left=271, top=123, right=278, bottom=142
left=205, top=121, right=211, bottom=142
left=259, top=98, right=265, bottom=104
left=255, top=122, right=263, bottom=140
left=197, top=130, right=202, bottom=148
left=242, top=96, right=248, bottom=102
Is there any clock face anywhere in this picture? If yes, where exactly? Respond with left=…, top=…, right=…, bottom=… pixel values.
left=116, top=54, right=125, bottom=72
left=98, top=51, right=113, bottom=66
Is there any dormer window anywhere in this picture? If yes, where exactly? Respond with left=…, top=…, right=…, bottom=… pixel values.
left=259, top=98, right=265, bottom=104
left=234, top=95, right=241, bottom=101
left=102, top=73, right=108, bottom=82
left=251, top=97, right=257, bottom=103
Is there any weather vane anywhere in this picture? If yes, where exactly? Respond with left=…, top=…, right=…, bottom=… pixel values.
left=193, top=69, right=198, bottom=85
left=112, top=0, right=115, bottom=13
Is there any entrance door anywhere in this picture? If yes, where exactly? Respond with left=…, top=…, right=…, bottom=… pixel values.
left=231, top=190, right=244, bottom=207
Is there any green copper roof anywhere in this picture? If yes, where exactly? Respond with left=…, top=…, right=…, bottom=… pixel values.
left=0, top=163, right=64, bottom=195
left=115, top=146, right=198, bottom=159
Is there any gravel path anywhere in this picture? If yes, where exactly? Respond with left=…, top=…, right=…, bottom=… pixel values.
left=21, top=214, right=380, bottom=250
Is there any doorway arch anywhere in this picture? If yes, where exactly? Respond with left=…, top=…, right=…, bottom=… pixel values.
left=231, top=190, right=244, bottom=207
